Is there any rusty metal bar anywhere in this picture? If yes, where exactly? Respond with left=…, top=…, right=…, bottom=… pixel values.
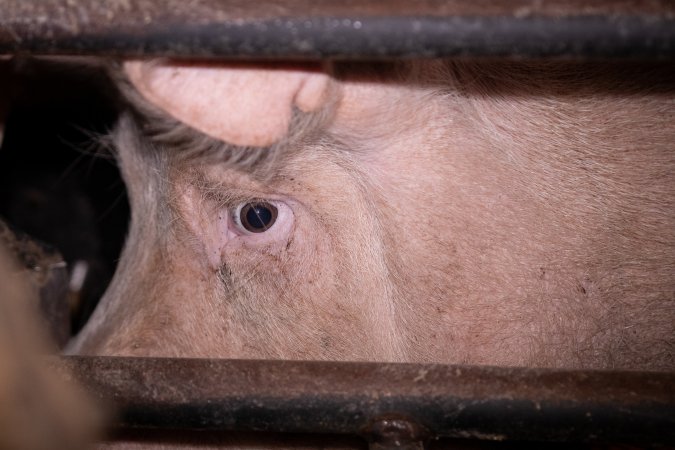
left=48, top=356, right=675, bottom=447
left=1, top=0, right=674, bottom=59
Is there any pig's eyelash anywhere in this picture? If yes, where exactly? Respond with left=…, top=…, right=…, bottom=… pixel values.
left=185, top=167, right=286, bottom=212
left=188, top=175, right=261, bottom=209
left=204, top=189, right=267, bottom=211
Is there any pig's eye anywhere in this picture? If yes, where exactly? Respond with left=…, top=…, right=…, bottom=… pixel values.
left=234, top=201, right=279, bottom=233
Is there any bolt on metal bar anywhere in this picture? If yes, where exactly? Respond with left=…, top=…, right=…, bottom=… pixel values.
left=1, top=0, right=674, bottom=59
left=47, top=356, right=675, bottom=448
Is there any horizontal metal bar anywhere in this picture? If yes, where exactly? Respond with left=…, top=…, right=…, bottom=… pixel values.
left=47, top=356, right=675, bottom=445
left=1, top=0, right=674, bottom=59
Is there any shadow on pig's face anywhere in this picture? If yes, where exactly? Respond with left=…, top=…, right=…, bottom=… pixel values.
left=69, top=60, right=675, bottom=371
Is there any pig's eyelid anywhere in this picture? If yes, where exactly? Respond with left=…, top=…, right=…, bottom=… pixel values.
left=230, top=204, right=245, bottom=231
left=188, top=175, right=289, bottom=210
left=208, top=191, right=259, bottom=210
left=203, top=186, right=279, bottom=211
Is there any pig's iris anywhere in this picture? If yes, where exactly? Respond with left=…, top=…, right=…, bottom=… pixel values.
left=239, top=202, right=278, bottom=233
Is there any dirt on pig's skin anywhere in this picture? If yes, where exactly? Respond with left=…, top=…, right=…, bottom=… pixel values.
left=68, top=60, right=675, bottom=375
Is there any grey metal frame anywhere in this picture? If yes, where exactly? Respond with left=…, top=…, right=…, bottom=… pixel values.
left=1, top=0, right=674, bottom=59
left=49, top=357, right=675, bottom=448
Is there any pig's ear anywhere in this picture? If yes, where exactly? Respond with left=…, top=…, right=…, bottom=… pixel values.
left=124, top=61, right=331, bottom=148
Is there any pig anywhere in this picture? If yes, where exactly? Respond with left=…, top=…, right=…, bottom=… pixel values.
left=67, top=58, right=675, bottom=377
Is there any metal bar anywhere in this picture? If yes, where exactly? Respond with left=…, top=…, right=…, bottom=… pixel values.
left=1, top=0, right=674, bottom=59
left=47, top=356, right=675, bottom=446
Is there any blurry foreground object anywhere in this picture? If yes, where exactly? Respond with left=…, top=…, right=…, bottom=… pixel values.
left=0, top=220, right=69, bottom=347
left=0, top=239, right=102, bottom=450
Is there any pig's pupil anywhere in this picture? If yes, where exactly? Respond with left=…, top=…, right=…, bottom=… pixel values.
left=241, top=202, right=278, bottom=232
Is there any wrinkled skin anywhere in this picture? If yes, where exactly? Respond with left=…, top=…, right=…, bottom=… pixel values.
left=66, top=59, right=674, bottom=447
